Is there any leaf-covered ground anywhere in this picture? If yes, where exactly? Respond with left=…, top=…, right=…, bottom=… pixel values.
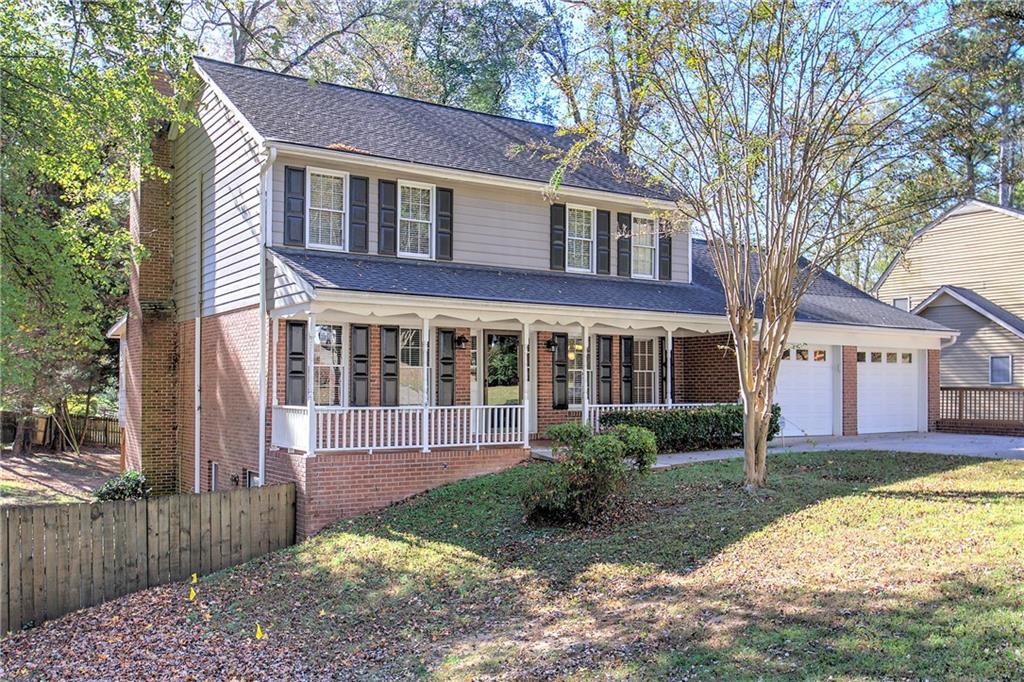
left=1, top=448, right=120, bottom=506
left=2, top=451, right=1023, bottom=680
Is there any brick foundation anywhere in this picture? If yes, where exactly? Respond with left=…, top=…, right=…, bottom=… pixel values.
left=935, top=419, right=1024, bottom=437
left=680, top=334, right=739, bottom=402
left=841, top=346, right=858, bottom=436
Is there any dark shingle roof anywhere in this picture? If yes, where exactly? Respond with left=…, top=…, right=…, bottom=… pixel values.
left=271, top=240, right=950, bottom=333
left=922, top=285, right=1024, bottom=337
left=195, top=57, right=669, bottom=200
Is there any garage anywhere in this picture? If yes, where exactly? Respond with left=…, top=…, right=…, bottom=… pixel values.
left=857, top=349, right=920, bottom=433
left=773, top=345, right=835, bottom=437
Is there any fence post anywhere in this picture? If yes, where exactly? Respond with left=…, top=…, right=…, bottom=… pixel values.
left=957, top=389, right=965, bottom=420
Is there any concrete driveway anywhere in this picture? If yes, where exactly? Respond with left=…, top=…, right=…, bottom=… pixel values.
left=654, top=431, right=1024, bottom=469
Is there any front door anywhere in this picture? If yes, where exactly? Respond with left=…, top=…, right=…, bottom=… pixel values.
left=484, top=332, right=522, bottom=436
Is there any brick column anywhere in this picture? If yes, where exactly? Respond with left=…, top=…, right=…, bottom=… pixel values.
left=369, top=324, right=381, bottom=407
left=610, top=335, right=621, bottom=404
left=454, top=327, right=472, bottom=405
left=841, top=346, right=858, bottom=436
left=927, top=349, right=940, bottom=431
left=124, top=131, right=178, bottom=494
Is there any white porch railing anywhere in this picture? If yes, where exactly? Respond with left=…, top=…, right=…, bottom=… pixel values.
left=586, top=402, right=723, bottom=431
left=271, top=404, right=526, bottom=452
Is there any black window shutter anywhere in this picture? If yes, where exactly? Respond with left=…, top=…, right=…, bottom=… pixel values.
left=350, top=325, right=369, bottom=406
left=349, top=176, right=369, bottom=253
left=659, top=337, right=668, bottom=403
left=378, top=180, right=397, bottom=255
left=285, top=321, right=306, bottom=405
left=284, top=167, right=305, bottom=246
left=436, top=188, right=453, bottom=261
left=597, top=335, right=613, bottom=404
left=437, top=329, right=456, bottom=406
left=550, top=203, right=566, bottom=271
left=616, top=212, right=632, bottom=277
left=380, top=326, right=399, bottom=406
left=596, top=210, right=611, bottom=274
left=658, top=232, right=672, bottom=281
left=551, top=333, right=568, bottom=410
left=620, top=336, right=634, bottom=404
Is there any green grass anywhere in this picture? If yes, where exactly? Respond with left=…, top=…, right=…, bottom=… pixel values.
left=191, top=451, right=1024, bottom=679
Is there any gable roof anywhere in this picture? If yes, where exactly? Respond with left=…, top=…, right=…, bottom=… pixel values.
left=272, top=239, right=950, bottom=333
left=914, top=285, right=1024, bottom=340
left=872, top=199, right=1024, bottom=294
left=193, top=57, right=671, bottom=201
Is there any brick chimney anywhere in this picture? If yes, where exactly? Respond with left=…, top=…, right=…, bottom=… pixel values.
left=123, top=128, right=179, bottom=494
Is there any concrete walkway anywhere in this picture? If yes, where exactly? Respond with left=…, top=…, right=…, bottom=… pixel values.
left=653, top=432, right=1024, bottom=470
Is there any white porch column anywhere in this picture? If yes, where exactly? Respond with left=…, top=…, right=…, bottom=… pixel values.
left=421, top=317, right=431, bottom=452
left=665, top=331, right=674, bottom=405
left=581, top=324, right=591, bottom=429
left=521, top=321, right=531, bottom=448
left=307, top=312, right=317, bottom=455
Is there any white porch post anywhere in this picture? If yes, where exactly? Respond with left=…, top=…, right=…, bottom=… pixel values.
left=521, top=321, right=531, bottom=448
left=665, top=331, right=674, bottom=405
left=581, top=324, right=591, bottom=429
left=306, top=312, right=316, bottom=455
left=421, top=317, right=431, bottom=452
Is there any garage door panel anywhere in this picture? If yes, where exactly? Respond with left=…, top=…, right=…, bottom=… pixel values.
left=774, top=346, right=835, bottom=437
left=857, top=349, right=919, bottom=433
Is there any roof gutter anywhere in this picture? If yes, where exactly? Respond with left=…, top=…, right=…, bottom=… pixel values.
left=267, top=140, right=679, bottom=210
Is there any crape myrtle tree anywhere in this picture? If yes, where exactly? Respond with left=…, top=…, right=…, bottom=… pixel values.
left=550, top=0, right=937, bottom=488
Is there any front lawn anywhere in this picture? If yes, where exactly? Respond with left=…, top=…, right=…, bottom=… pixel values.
left=3, top=451, right=1023, bottom=679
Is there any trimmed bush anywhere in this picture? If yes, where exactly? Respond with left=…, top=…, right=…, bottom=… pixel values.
left=544, top=421, right=593, bottom=456
left=94, top=470, right=150, bottom=501
left=606, top=424, right=657, bottom=473
left=600, top=404, right=782, bottom=453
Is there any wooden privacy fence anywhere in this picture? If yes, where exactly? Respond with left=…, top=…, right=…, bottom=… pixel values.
left=1, top=483, right=295, bottom=634
left=0, top=412, right=121, bottom=449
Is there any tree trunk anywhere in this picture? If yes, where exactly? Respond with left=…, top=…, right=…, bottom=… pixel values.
left=12, top=414, right=33, bottom=456
left=742, top=396, right=772, bottom=489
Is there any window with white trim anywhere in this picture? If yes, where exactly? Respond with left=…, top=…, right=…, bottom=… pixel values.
left=892, top=297, right=910, bottom=311
left=566, top=206, right=594, bottom=271
left=990, top=355, right=1012, bottom=385
left=399, top=182, right=433, bottom=258
left=307, top=170, right=347, bottom=249
left=634, top=338, right=657, bottom=403
left=631, top=214, right=657, bottom=278
left=568, top=336, right=585, bottom=407
left=399, top=328, right=424, bottom=404
left=313, top=324, right=345, bottom=405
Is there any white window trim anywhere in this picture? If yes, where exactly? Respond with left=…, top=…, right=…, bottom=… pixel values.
left=305, top=166, right=350, bottom=252
left=630, top=213, right=659, bottom=280
left=567, top=335, right=585, bottom=410
left=566, top=204, right=597, bottom=273
left=398, top=179, right=436, bottom=260
left=632, top=336, right=659, bottom=403
left=989, top=355, right=1013, bottom=385
left=892, top=297, right=910, bottom=311
left=313, top=322, right=348, bottom=407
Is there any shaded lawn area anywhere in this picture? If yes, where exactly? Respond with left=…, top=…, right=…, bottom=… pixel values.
left=0, top=480, right=77, bottom=507
left=0, top=448, right=120, bottom=506
left=3, top=451, right=1023, bottom=680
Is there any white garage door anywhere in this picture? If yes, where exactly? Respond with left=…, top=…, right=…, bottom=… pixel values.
left=774, top=346, right=835, bottom=437
left=857, top=349, right=920, bottom=433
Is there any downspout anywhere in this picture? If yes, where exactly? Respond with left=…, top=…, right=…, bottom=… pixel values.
left=194, top=173, right=206, bottom=493
left=257, top=144, right=277, bottom=485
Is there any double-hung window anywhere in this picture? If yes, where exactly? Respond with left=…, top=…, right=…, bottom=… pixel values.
left=631, top=214, right=657, bottom=279
left=398, top=181, right=434, bottom=258
left=567, top=336, right=585, bottom=408
left=566, top=206, right=595, bottom=272
left=990, top=355, right=1012, bottom=385
left=307, top=169, right=347, bottom=249
left=633, top=338, right=656, bottom=403
left=399, top=328, right=425, bottom=404
left=313, top=324, right=345, bottom=405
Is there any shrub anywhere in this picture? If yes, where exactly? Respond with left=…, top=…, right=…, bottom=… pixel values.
left=524, top=434, right=629, bottom=524
left=544, top=421, right=593, bottom=456
left=600, top=404, right=782, bottom=453
left=94, top=470, right=150, bottom=501
left=607, top=424, right=658, bottom=473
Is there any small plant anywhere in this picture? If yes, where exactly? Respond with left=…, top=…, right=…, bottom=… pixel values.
left=94, top=470, right=150, bottom=501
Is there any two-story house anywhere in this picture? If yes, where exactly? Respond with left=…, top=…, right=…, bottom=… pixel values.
left=114, top=58, right=954, bottom=536
left=874, top=200, right=1024, bottom=433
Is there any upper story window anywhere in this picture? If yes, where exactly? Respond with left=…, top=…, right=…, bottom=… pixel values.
left=990, top=355, right=1012, bottom=385
left=307, top=169, right=348, bottom=250
left=631, top=214, right=657, bottom=279
left=892, top=297, right=910, bottom=311
left=399, top=181, right=434, bottom=258
left=567, top=205, right=595, bottom=272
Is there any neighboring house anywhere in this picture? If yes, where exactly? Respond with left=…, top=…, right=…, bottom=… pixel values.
left=875, top=200, right=1024, bottom=391
left=119, top=57, right=954, bottom=537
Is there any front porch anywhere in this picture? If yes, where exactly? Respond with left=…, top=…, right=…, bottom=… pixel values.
left=268, top=295, right=739, bottom=455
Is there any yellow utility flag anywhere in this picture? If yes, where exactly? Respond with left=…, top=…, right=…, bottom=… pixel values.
left=188, top=587, right=197, bottom=602
left=191, top=573, right=198, bottom=584
left=256, top=623, right=266, bottom=640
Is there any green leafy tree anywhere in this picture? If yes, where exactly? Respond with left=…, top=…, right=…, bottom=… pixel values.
left=1, top=0, right=195, bottom=453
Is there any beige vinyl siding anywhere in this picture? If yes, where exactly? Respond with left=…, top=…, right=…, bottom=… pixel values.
left=271, top=154, right=690, bottom=283
left=877, top=205, right=1024, bottom=318
left=171, top=85, right=263, bottom=321
left=920, top=296, right=1024, bottom=387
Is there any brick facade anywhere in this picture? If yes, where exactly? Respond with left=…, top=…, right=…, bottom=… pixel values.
left=534, top=331, right=586, bottom=437
left=680, top=334, right=740, bottom=403
left=841, top=346, right=858, bottom=436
